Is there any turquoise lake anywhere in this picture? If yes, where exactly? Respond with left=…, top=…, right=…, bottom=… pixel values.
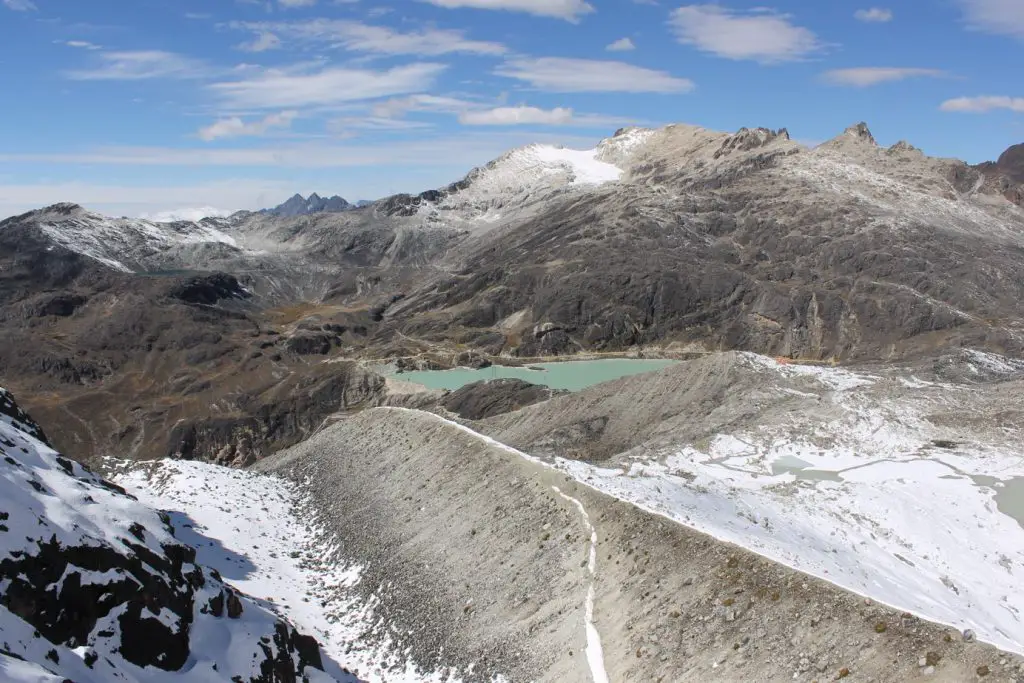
left=394, top=358, right=680, bottom=392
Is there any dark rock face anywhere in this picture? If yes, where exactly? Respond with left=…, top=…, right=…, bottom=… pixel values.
left=167, top=273, right=249, bottom=306
left=0, top=387, right=345, bottom=682
left=441, top=379, right=561, bottom=420
left=975, top=142, right=1024, bottom=205
left=165, top=362, right=386, bottom=466
left=283, top=331, right=341, bottom=355
left=992, top=143, right=1024, bottom=183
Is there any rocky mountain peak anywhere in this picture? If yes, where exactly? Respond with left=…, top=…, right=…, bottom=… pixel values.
left=27, top=202, right=88, bottom=219
left=264, top=193, right=352, bottom=217
left=842, top=122, right=877, bottom=145
left=714, top=126, right=792, bottom=159
left=995, top=143, right=1024, bottom=183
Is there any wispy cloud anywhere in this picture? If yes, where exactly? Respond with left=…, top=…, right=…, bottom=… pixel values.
left=940, top=95, right=1024, bottom=113
left=958, top=0, right=1024, bottom=38
left=495, top=57, right=693, bottom=93
left=65, top=51, right=208, bottom=80
left=208, top=63, right=446, bottom=109
left=669, top=5, right=821, bottom=63
left=0, top=132, right=603, bottom=169
left=823, top=67, right=946, bottom=87
left=606, top=37, right=636, bottom=51
left=460, top=105, right=574, bottom=126
left=64, top=40, right=103, bottom=50
left=279, top=0, right=317, bottom=6
left=329, top=117, right=435, bottom=134
left=417, top=0, right=593, bottom=22
left=237, top=31, right=282, bottom=52
left=231, top=19, right=506, bottom=55
left=371, top=94, right=480, bottom=118
left=854, top=8, right=893, bottom=22
left=198, top=111, right=298, bottom=141
left=2, top=0, right=36, bottom=10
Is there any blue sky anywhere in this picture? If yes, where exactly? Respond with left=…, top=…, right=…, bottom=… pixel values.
left=0, top=0, right=1022, bottom=217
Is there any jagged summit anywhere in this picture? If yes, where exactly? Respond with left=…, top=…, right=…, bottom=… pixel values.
left=819, top=122, right=878, bottom=150
left=263, top=193, right=352, bottom=217
left=714, top=126, right=792, bottom=159
left=844, top=122, right=877, bottom=144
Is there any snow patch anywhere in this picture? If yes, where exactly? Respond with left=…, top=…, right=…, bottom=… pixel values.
left=112, top=458, right=501, bottom=683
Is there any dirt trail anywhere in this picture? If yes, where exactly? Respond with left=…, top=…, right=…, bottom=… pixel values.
left=259, top=407, right=1024, bottom=682
left=552, top=485, right=609, bottom=683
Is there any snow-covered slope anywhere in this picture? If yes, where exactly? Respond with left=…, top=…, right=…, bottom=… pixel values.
left=541, top=352, right=1024, bottom=654
left=108, top=458, right=502, bottom=683
left=412, top=143, right=624, bottom=227
left=0, top=386, right=355, bottom=683
left=22, top=203, right=242, bottom=273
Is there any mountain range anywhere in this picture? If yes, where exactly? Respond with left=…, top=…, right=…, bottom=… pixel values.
left=261, top=193, right=374, bottom=218
left=3, top=121, right=1024, bottom=681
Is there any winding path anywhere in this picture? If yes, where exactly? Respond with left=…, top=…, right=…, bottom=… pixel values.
left=382, top=407, right=610, bottom=683
left=552, top=486, right=609, bottom=683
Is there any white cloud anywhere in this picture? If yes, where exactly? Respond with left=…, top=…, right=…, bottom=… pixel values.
left=2, top=0, right=36, bottom=10
left=854, top=7, right=893, bottom=22
left=140, top=207, right=235, bottom=222
left=279, top=0, right=317, bottom=7
left=669, top=4, right=821, bottom=63
left=231, top=19, right=506, bottom=55
left=418, top=0, right=593, bottom=22
left=371, top=94, right=479, bottom=118
left=65, top=40, right=103, bottom=50
left=823, top=67, right=946, bottom=87
left=460, top=105, right=574, bottom=126
left=208, top=63, right=446, bottom=108
left=0, top=132, right=602, bottom=169
left=495, top=57, right=693, bottom=93
left=606, top=37, right=636, bottom=51
left=237, top=31, right=282, bottom=52
left=198, top=110, right=298, bottom=141
left=959, top=0, right=1024, bottom=38
left=65, top=51, right=207, bottom=80
left=940, top=95, right=1024, bottom=113
left=329, top=116, right=434, bottom=133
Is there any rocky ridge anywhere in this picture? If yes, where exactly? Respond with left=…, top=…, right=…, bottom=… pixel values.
left=263, top=193, right=354, bottom=217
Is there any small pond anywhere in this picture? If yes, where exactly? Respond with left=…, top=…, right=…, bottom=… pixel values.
left=393, top=358, right=680, bottom=392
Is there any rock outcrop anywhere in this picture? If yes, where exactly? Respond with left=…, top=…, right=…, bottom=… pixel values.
left=0, top=386, right=355, bottom=682
left=441, top=378, right=562, bottom=420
